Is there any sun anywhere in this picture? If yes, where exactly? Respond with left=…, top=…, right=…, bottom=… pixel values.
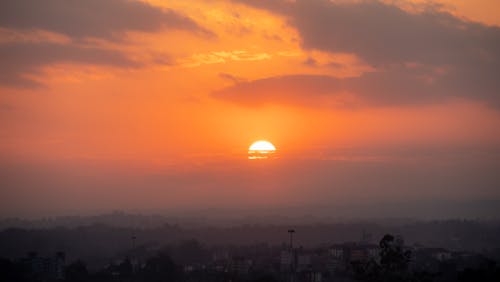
left=248, top=140, right=276, bottom=159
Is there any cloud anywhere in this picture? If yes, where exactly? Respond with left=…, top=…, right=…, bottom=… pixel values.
left=223, top=0, right=500, bottom=108
left=219, top=73, right=247, bottom=84
left=184, top=50, right=272, bottom=67
left=0, top=42, right=141, bottom=88
left=213, top=64, right=499, bottom=107
left=290, top=1, right=499, bottom=65
left=0, top=0, right=214, bottom=87
left=231, top=0, right=291, bottom=15
left=0, top=0, right=212, bottom=40
left=214, top=74, right=345, bottom=107
left=213, top=70, right=450, bottom=108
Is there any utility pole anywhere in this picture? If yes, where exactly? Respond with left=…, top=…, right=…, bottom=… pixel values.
left=131, top=235, right=137, bottom=274
left=131, top=235, right=136, bottom=249
left=287, top=229, right=295, bottom=282
left=288, top=229, right=295, bottom=250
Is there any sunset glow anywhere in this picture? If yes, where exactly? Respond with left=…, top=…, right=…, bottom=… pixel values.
left=0, top=0, right=499, bottom=218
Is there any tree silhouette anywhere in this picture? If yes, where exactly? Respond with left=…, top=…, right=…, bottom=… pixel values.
left=354, top=234, right=413, bottom=282
left=379, top=234, right=411, bottom=276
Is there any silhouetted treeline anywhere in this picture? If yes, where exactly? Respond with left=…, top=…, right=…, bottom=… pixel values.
left=352, top=234, right=500, bottom=282
left=1, top=219, right=500, bottom=266
left=1, top=234, right=500, bottom=282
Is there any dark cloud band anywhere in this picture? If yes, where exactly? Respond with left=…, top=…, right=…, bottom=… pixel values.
left=222, top=0, right=500, bottom=108
left=0, top=0, right=211, bottom=39
left=0, top=42, right=141, bottom=88
left=0, top=0, right=214, bottom=87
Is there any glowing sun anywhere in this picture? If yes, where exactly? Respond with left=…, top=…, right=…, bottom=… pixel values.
left=248, top=140, right=276, bottom=159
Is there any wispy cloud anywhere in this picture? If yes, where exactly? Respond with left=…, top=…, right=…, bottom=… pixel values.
left=183, top=50, right=272, bottom=67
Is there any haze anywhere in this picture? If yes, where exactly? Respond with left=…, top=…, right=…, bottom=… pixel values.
left=1, top=0, right=499, bottom=219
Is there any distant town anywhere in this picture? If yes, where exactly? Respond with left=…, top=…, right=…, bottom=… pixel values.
left=1, top=213, right=499, bottom=281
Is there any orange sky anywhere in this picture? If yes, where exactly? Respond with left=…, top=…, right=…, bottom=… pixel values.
left=0, top=0, right=499, bottom=218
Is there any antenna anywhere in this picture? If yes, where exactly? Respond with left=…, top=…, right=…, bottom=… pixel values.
left=288, top=229, right=295, bottom=250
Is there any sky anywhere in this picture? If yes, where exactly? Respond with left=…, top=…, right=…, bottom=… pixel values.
left=0, top=0, right=499, bottom=219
